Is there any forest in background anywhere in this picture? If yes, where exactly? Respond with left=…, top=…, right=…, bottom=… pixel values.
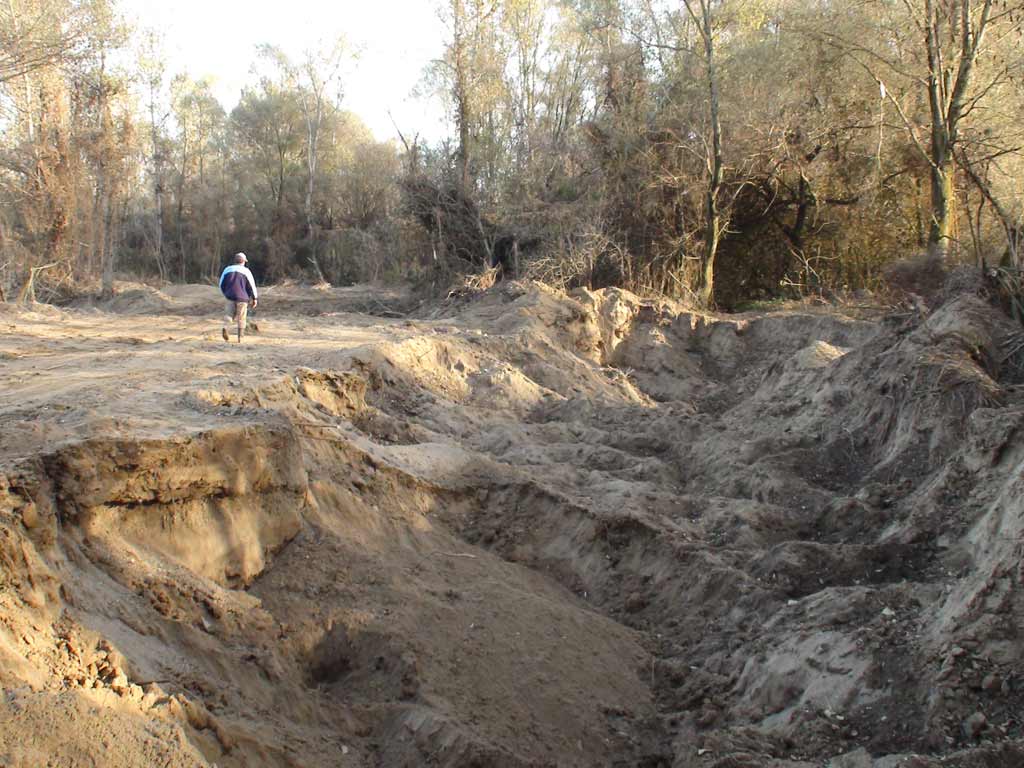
left=1, top=0, right=1023, bottom=309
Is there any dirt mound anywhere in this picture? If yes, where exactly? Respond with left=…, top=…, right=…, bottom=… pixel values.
left=2, top=276, right=1024, bottom=766
left=61, top=281, right=412, bottom=321
left=94, top=282, right=184, bottom=314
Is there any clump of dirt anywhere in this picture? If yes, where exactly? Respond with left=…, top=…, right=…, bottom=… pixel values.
left=1, top=272, right=1023, bottom=767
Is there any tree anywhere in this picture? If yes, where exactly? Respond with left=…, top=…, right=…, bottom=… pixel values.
left=0, top=0, right=92, bottom=83
left=959, top=149, right=1023, bottom=267
left=258, top=40, right=349, bottom=241
left=169, top=75, right=225, bottom=281
left=502, top=0, right=546, bottom=172
left=79, top=0, right=130, bottom=297
left=917, top=0, right=1002, bottom=258
left=0, top=0, right=130, bottom=298
left=433, top=0, right=507, bottom=191
left=137, top=29, right=171, bottom=280
left=5, top=0, right=1023, bottom=307
left=682, top=0, right=724, bottom=306
left=229, top=78, right=304, bottom=277
left=810, top=0, right=1024, bottom=260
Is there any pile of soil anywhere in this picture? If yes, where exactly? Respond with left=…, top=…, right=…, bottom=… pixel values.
left=1, top=274, right=1022, bottom=767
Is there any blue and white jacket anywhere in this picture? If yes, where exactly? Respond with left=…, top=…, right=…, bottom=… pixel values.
left=219, top=264, right=258, bottom=302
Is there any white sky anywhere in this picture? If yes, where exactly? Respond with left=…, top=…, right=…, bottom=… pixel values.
left=118, top=0, right=450, bottom=143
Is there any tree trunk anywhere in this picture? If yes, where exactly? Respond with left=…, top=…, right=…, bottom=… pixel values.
left=922, top=0, right=994, bottom=260
left=958, top=150, right=1022, bottom=268
left=176, top=191, right=186, bottom=283
left=147, top=65, right=167, bottom=281
left=690, top=0, right=723, bottom=308
left=101, top=191, right=115, bottom=298
left=304, top=101, right=320, bottom=238
left=305, top=165, right=315, bottom=236
left=699, top=224, right=718, bottom=307
left=927, top=154, right=955, bottom=259
left=453, top=0, right=471, bottom=190
left=154, top=181, right=165, bottom=280
left=92, top=168, right=106, bottom=276
left=274, top=149, right=286, bottom=237
left=177, top=131, right=189, bottom=282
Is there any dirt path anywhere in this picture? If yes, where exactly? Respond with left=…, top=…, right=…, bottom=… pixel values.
left=1, top=278, right=1023, bottom=767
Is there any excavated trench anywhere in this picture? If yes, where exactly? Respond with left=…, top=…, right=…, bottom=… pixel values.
left=2, top=277, right=1024, bottom=767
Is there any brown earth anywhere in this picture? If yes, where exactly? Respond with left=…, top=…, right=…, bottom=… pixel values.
left=1, top=275, right=1023, bottom=767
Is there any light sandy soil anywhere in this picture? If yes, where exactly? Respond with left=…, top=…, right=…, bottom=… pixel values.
left=1, top=276, right=1023, bottom=767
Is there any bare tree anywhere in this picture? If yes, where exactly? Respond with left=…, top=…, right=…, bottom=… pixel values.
left=433, top=0, right=503, bottom=191
left=260, top=41, right=348, bottom=240
left=0, top=0, right=90, bottom=83
left=138, top=29, right=169, bottom=280
left=919, top=0, right=998, bottom=258
left=958, top=149, right=1022, bottom=267
left=681, top=0, right=724, bottom=306
left=816, top=0, right=1023, bottom=259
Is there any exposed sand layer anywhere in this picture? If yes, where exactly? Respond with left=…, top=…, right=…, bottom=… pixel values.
left=1, top=277, right=1023, bottom=767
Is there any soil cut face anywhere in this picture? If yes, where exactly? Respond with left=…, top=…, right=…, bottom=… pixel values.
left=1, top=277, right=1023, bottom=767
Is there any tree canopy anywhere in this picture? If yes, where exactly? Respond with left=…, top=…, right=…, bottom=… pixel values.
left=1, top=0, right=1022, bottom=306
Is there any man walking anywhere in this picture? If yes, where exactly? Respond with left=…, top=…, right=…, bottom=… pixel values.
left=219, top=252, right=258, bottom=343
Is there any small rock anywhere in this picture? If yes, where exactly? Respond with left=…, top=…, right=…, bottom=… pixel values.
left=881, top=607, right=896, bottom=618
left=962, top=711, right=987, bottom=739
left=212, top=720, right=235, bottom=752
left=163, top=696, right=185, bottom=719
left=696, top=706, right=719, bottom=728
left=624, top=593, right=647, bottom=614
left=982, top=673, right=1002, bottom=692
left=21, top=590, right=45, bottom=608
left=20, top=503, right=40, bottom=529
left=826, top=747, right=872, bottom=768
left=110, top=672, right=129, bottom=694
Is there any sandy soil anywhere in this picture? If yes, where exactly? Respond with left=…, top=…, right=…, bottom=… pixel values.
left=1, top=276, right=1023, bottom=767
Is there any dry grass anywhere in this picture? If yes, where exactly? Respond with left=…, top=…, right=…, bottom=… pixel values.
left=455, top=266, right=499, bottom=294
left=988, top=266, right=1024, bottom=325
left=982, top=267, right=1024, bottom=380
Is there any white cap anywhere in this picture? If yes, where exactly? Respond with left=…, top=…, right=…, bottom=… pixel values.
left=235, top=252, right=248, bottom=264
